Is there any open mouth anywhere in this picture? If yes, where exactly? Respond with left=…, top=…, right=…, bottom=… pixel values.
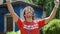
left=27, top=13, right=33, bottom=17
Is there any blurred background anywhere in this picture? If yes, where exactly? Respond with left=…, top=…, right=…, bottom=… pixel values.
left=0, top=0, right=60, bottom=34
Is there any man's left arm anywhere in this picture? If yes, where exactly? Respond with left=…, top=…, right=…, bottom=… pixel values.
left=45, top=0, right=59, bottom=24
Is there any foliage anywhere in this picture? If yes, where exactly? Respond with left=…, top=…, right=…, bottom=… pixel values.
left=6, top=30, right=21, bottom=34
left=42, top=19, right=60, bottom=34
left=26, top=0, right=60, bottom=19
left=26, top=0, right=30, bottom=3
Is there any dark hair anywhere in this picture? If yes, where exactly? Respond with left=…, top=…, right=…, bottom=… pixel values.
left=23, top=6, right=34, bottom=20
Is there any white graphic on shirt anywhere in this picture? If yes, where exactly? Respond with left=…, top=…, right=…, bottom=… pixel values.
left=23, top=24, right=38, bottom=30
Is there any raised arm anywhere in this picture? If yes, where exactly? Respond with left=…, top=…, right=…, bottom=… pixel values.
left=6, top=0, right=19, bottom=22
left=45, top=0, right=59, bottom=24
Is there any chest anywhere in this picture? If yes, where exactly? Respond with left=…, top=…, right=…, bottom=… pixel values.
left=23, top=23, right=39, bottom=30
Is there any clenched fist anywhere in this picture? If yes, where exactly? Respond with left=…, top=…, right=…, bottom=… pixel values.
left=54, top=0, right=59, bottom=8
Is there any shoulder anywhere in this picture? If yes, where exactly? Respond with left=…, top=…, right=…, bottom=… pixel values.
left=33, top=19, right=45, bottom=23
left=16, top=18, right=24, bottom=23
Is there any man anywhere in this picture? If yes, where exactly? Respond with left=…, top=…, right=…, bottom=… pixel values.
left=6, top=0, right=59, bottom=34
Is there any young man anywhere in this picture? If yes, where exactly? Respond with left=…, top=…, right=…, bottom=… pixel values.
left=6, top=0, right=59, bottom=34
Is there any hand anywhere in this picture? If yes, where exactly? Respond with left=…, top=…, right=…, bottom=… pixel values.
left=54, top=0, right=59, bottom=8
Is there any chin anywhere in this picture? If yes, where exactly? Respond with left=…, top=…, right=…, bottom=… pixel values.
left=27, top=16, right=32, bottom=18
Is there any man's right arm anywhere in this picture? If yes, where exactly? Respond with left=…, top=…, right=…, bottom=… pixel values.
left=6, top=0, right=19, bottom=22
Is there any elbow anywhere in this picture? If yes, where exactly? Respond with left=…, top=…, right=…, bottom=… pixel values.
left=48, top=16, right=54, bottom=21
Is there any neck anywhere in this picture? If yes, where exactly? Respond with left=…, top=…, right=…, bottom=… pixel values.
left=25, top=18, right=33, bottom=22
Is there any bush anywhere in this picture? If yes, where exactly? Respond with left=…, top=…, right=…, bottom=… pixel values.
left=6, top=30, right=21, bottom=34
left=42, top=19, right=60, bottom=34
left=6, top=31, right=16, bottom=34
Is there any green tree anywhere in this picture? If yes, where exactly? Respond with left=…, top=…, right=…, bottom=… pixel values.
left=42, top=19, right=60, bottom=34
left=26, top=0, right=60, bottom=19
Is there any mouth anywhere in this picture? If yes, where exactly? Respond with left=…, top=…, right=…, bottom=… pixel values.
left=27, top=13, right=33, bottom=17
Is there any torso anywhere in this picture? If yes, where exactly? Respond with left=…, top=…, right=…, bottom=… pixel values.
left=20, top=21, right=40, bottom=34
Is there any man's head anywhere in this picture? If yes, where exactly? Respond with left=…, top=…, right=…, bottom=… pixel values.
left=23, top=6, right=34, bottom=20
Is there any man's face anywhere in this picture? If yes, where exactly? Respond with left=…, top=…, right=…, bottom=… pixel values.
left=24, top=9, right=33, bottom=18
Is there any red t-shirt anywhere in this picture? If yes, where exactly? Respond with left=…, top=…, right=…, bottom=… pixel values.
left=16, top=18, right=45, bottom=34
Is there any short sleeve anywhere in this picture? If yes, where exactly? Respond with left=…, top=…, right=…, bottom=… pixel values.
left=38, top=19, right=45, bottom=28
left=16, top=18, right=23, bottom=29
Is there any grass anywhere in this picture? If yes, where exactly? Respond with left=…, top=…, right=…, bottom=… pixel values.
left=6, top=30, right=21, bottom=34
